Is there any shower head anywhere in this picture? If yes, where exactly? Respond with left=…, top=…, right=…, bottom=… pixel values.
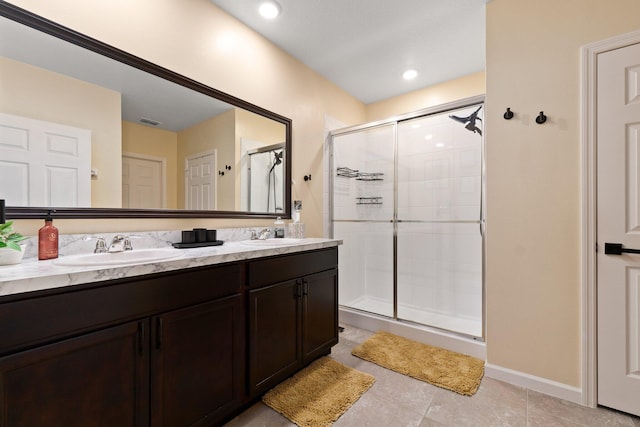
left=269, top=150, right=283, bottom=173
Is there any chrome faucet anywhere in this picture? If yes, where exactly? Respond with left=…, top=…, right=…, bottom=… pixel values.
left=250, top=228, right=271, bottom=240
left=108, top=235, right=133, bottom=252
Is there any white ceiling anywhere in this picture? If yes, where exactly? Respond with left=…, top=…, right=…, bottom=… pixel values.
left=0, top=16, right=232, bottom=132
left=209, top=0, right=488, bottom=104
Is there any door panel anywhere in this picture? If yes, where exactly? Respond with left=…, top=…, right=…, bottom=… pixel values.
left=150, top=295, right=244, bottom=427
left=122, top=155, right=163, bottom=208
left=186, top=151, right=215, bottom=210
left=597, top=41, right=640, bottom=416
left=302, top=269, right=338, bottom=363
left=0, top=112, right=91, bottom=207
left=0, top=321, right=148, bottom=427
left=248, top=280, right=300, bottom=396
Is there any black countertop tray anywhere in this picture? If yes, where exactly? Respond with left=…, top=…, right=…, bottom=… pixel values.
left=172, top=240, right=224, bottom=249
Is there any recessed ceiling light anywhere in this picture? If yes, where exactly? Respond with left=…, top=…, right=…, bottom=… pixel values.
left=402, top=69, right=418, bottom=80
left=259, top=1, right=281, bottom=19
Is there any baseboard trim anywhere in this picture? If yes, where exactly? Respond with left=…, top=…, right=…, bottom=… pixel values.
left=485, top=363, right=583, bottom=405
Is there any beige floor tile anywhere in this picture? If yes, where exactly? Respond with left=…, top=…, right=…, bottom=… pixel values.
left=527, top=390, right=636, bottom=427
left=423, top=378, right=527, bottom=427
left=332, top=387, right=425, bottom=427
left=227, top=325, right=640, bottom=427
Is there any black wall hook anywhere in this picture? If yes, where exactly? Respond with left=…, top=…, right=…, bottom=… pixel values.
left=503, top=108, right=514, bottom=120
left=218, top=171, right=224, bottom=176
left=304, top=174, right=312, bottom=182
left=535, top=111, right=547, bottom=124
left=225, top=165, right=231, bottom=171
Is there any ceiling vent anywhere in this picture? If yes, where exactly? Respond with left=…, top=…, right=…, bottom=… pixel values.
left=139, top=117, right=161, bottom=126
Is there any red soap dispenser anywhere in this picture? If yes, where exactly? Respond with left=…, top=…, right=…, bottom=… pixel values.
left=38, top=210, right=58, bottom=260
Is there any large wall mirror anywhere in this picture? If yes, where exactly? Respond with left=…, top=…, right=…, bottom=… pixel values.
left=0, top=2, right=292, bottom=219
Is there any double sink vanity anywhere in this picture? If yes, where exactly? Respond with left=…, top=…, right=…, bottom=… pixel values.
left=0, top=231, right=340, bottom=426
left=0, top=3, right=336, bottom=425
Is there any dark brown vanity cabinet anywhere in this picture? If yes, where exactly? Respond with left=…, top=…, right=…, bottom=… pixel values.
left=0, top=263, right=244, bottom=427
left=0, top=320, right=148, bottom=427
left=247, top=247, right=338, bottom=397
left=150, top=294, right=244, bottom=427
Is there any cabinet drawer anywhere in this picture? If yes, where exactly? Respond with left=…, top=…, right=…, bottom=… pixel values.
left=0, top=263, right=241, bottom=356
left=247, top=247, right=337, bottom=289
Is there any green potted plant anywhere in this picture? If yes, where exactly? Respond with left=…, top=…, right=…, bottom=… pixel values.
left=0, top=221, right=27, bottom=265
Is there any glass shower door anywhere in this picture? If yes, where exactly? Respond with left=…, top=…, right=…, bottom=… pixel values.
left=332, top=124, right=395, bottom=318
left=396, top=105, right=484, bottom=337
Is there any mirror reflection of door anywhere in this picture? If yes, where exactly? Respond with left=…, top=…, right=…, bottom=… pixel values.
left=0, top=113, right=91, bottom=207
left=185, top=150, right=216, bottom=210
left=122, top=153, right=165, bottom=209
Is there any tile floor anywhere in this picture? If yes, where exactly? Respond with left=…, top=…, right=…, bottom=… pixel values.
left=225, top=325, right=640, bottom=427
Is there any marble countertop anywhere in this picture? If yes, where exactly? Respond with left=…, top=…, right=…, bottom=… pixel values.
left=0, top=238, right=341, bottom=298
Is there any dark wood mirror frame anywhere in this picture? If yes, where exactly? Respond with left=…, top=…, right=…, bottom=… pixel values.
left=0, top=1, right=292, bottom=220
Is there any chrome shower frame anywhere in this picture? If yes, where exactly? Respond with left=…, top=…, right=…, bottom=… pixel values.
left=328, top=94, right=486, bottom=341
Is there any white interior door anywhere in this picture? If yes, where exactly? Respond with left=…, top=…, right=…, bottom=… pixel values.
left=0, top=113, right=91, bottom=207
left=122, top=154, right=164, bottom=209
left=597, top=41, right=640, bottom=416
left=185, top=151, right=216, bottom=210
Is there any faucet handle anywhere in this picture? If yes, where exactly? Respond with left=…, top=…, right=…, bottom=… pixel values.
left=83, top=236, right=107, bottom=253
left=123, top=236, right=133, bottom=251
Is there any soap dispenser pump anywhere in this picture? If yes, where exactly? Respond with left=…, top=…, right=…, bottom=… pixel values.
left=38, top=210, right=59, bottom=260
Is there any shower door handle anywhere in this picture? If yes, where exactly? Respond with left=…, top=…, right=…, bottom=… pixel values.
left=604, top=243, right=640, bottom=255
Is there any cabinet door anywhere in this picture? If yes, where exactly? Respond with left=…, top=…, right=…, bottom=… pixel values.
left=0, top=321, right=148, bottom=427
left=150, top=294, right=244, bottom=427
left=248, top=279, right=300, bottom=396
left=302, top=268, right=339, bottom=363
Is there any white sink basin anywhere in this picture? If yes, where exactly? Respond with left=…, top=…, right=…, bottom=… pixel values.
left=54, top=248, right=184, bottom=267
left=240, top=238, right=304, bottom=246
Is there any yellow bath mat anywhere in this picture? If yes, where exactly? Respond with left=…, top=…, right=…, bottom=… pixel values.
left=262, top=357, right=375, bottom=427
left=351, top=331, right=484, bottom=396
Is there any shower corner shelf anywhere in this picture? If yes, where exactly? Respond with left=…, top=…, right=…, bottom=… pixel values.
left=355, top=172, right=384, bottom=181
left=336, top=167, right=384, bottom=181
left=336, top=167, right=359, bottom=178
left=356, top=197, right=382, bottom=205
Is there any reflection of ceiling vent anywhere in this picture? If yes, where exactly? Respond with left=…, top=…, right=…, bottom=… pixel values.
left=139, top=117, right=161, bottom=126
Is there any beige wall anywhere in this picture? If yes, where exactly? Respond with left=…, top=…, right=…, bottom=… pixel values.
left=0, top=56, right=122, bottom=207
left=7, top=0, right=366, bottom=237
left=485, top=0, right=640, bottom=387
left=122, top=120, right=179, bottom=209
left=366, top=71, right=486, bottom=122
left=178, top=109, right=236, bottom=210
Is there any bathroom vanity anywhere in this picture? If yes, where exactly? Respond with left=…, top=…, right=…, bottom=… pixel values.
left=0, top=238, right=339, bottom=426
